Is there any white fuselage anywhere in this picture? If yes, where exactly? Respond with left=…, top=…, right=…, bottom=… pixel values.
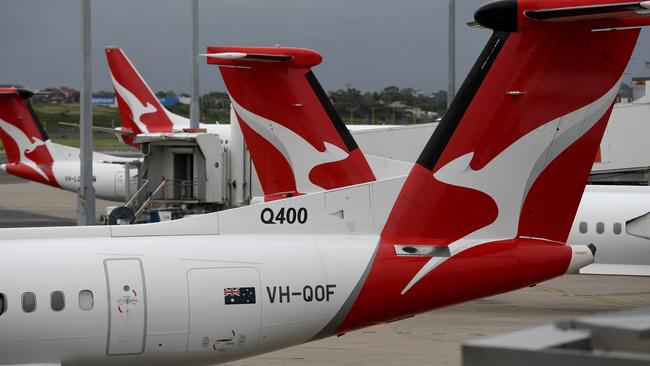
left=52, top=161, right=137, bottom=201
left=0, top=177, right=647, bottom=366
left=1, top=140, right=138, bottom=202
left=0, top=234, right=376, bottom=366
left=569, top=185, right=650, bottom=275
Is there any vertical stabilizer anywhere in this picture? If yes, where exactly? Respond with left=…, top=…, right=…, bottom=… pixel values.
left=206, top=47, right=376, bottom=199
left=105, top=46, right=188, bottom=135
left=335, top=0, right=645, bottom=333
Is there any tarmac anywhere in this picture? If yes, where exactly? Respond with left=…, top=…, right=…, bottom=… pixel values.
left=0, top=170, right=115, bottom=227
left=0, top=150, right=129, bottom=227
left=1, top=168, right=649, bottom=365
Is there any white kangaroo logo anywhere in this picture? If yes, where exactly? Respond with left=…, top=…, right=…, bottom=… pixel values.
left=230, top=98, right=349, bottom=194
left=110, top=72, right=158, bottom=134
left=401, top=79, right=621, bottom=295
left=0, top=118, right=49, bottom=181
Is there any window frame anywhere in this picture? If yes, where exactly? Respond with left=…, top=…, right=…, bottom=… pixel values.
left=613, top=222, right=622, bottom=235
left=78, top=290, right=94, bottom=311
left=50, top=291, right=65, bottom=312
left=22, top=292, right=37, bottom=313
left=596, top=222, right=605, bottom=234
left=579, top=221, right=588, bottom=234
left=0, top=293, right=6, bottom=316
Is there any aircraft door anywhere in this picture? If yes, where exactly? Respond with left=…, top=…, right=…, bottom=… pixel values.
left=114, top=170, right=125, bottom=198
left=173, top=153, right=194, bottom=199
left=186, top=268, right=261, bottom=355
left=104, top=258, right=147, bottom=356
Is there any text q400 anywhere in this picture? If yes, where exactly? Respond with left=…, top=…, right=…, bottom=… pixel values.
left=260, top=207, right=308, bottom=224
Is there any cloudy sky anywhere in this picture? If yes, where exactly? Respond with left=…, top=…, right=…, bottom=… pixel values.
left=2, top=0, right=650, bottom=94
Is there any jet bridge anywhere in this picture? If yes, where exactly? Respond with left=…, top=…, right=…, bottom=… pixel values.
left=128, top=131, right=228, bottom=220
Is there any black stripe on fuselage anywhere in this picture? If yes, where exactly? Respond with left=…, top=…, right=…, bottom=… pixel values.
left=416, top=31, right=509, bottom=170
left=305, top=71, right=359, bottom=152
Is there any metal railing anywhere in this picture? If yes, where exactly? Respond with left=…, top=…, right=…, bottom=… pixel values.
left=166, top=179, right=198, bottom=201
left=132, top=179, right=199, bottom=218
left=135, top=179, right=167, bottom=217
left=125, top=179, right=149, bottom=209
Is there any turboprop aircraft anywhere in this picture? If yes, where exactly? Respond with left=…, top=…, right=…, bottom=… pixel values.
left=0, top=88, right=137, bottom=201
left=0, top=0, right=647, bottom=364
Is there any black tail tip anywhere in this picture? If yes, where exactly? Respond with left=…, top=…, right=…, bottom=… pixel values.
left=17, top=89, right=34, bottom=100
left=474, top=0, right=518, bottom=32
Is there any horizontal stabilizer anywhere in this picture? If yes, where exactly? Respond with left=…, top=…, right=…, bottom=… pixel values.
left=525, top=1, right=650, bottom=23
left=201, top=52, right=293, bottom=63
left=580, top=263, right=650, bottom=276
left=58, top=122, right=134, bottom=136
left=205, top=46, right=323, bottom=69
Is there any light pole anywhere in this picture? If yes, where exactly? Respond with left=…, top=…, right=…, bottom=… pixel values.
left=189, top=0, right=200, bottom=129
left=78, top=0, right=95, bottom=225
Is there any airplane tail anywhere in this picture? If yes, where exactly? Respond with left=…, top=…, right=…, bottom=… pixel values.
left=105, top=46, right=187, bottom=135
left=0, top=88, right=57, bottom=186
left=205, top=46, right=376, bottom=199
left=336, top=0, right=647, bottom=331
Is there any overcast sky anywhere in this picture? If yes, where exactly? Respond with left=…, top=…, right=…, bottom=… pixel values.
left=2, top=0, right=650, bottom=94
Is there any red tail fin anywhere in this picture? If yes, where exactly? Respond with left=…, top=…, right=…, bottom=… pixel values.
left=105, top=47, right=180, bottom=135
left=336, top=0, right=646, bottom=332
left=0, top=89, right=57, bottom=186
left=385, top=3, right=638, bottom=247
left=205, top=46, right=376, bottom=198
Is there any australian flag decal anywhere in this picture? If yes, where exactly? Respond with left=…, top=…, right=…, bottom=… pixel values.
left=224, top=287, right=256, bottom=305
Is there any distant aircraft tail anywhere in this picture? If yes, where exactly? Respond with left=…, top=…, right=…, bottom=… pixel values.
left=205, top=46, right=376, bottom=199
left=336, top=0, right=646, bottom=331
left=105, top=46, right=188, bottom=137
left=0, top=88, right=58, bottom=186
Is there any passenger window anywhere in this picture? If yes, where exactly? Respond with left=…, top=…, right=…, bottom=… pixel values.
left=596, top=222, right=605, bottom=234
left=613, top=222, right=622, bottom=235
left=0, top=293, right=6, bottom=315
left=79, top=290, right=94, bottom=311
left=51, top=291, right=65, bottom=311
left=579, top=221, right=588, bottom=234
left=22, top=292, right=36, bottom=313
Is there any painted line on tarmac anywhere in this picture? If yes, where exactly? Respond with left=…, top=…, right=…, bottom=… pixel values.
left=533, top=285, right=635, bottom=307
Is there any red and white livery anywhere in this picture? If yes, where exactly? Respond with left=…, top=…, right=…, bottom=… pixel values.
left=0, top=88, right=136, bottom=201
left=0, top=1, right=648, bottom=365
left=204, top=46, right=377, bottom=199
left=105, top=46, right=231, bottom=146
